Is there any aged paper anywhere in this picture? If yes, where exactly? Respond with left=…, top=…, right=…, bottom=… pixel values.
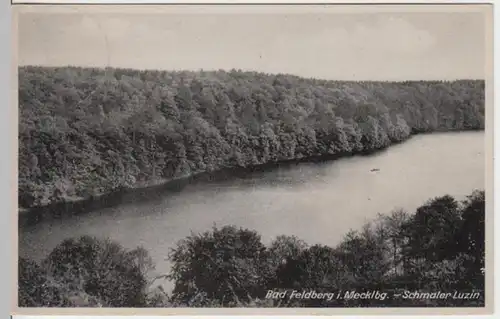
left=12, top=3, right=494, bottom=315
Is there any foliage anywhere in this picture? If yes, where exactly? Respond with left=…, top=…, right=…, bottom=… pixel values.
left=457, top=190, right=486, bottom=269
left=404, top=195, right=463, bottom=262
left=267, top=235, right=308, bottom=275
left=274, top=244, right=351, bottom=307
left=18, top=66, right=485, bottom=209
left=22, top=236, right=154, bottom=307
left=167, top=225, right=270, bottom=306
left=18, top=257, right=73, bottom=307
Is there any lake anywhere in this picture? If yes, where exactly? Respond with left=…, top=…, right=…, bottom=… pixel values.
left=18, top=131, right=485, bottom=291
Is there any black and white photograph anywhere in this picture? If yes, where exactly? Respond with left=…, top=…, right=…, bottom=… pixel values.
left=15, top=4, right=492, bottom=312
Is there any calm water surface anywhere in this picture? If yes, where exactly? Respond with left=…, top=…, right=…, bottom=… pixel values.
left=19, top=132, right=485, bottom=290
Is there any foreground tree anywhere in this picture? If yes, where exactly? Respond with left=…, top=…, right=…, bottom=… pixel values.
left=18, top=257, right=71, bottom=307
left=168, top=225, right=271, bottom=307
left=404, top=195, right=462, bottom=262
left=42, top=236, right=153, bottom=307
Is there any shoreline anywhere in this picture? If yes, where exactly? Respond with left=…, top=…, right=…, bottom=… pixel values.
left=18, top=129, right=483, bottom=228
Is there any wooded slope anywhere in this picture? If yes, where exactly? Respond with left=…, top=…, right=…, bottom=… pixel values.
left=18, top=66, right=485, bottom=208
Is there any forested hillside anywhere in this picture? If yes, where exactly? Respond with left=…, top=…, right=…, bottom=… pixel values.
left=19, top=190, right=485, bottom=307
left=18, top=66, right=485, bottom=209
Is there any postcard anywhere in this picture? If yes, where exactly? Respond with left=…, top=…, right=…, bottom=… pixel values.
left=12, top=2, right=494, bottom=315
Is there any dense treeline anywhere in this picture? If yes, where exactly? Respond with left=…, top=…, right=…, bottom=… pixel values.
left=19, top=190, right=485, bottom=308
left=19, top=66, right=485, bottom=209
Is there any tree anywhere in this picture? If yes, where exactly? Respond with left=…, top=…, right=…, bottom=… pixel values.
left=18, top=257, right=72, bottom=307
left=405, top=195, right=462, bottom=262
left=336, top=226, right=391, bottom=291
left=42, top=236, right=151, bottom=307
left=275, top=245, right=350, bottom=307
left=456, top=190, right=485, bottom=287
left=168, top=225, right=270, bottom=306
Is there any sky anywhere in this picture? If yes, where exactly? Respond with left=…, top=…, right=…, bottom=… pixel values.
left=17, top=5, right=490, bottom=81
